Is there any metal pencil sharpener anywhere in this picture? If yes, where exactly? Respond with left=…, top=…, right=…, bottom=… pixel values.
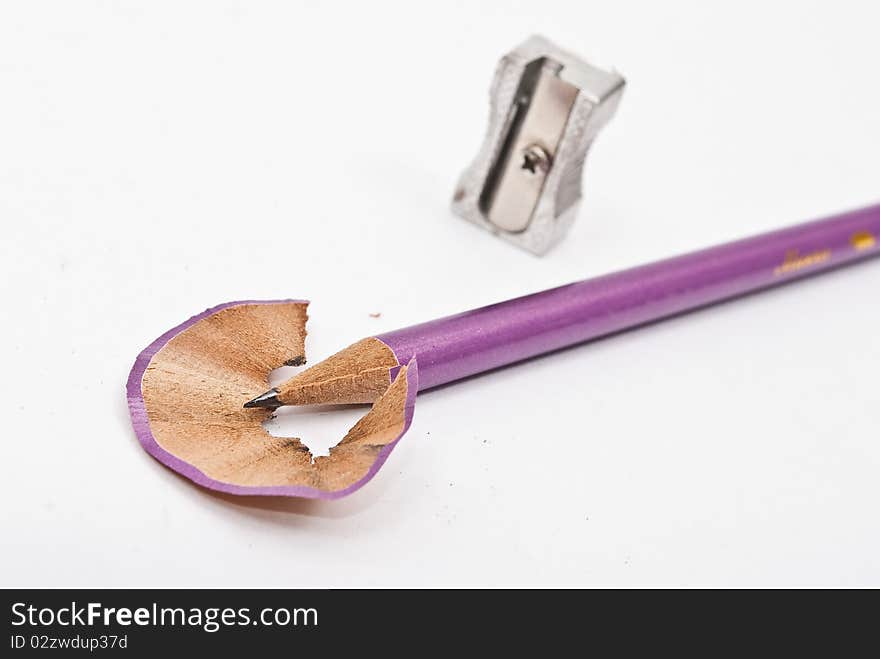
left=452, top=35, right=625, bottom=255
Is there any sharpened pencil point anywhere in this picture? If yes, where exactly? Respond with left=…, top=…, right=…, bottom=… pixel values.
left=243, top=388, right=281, bottom=409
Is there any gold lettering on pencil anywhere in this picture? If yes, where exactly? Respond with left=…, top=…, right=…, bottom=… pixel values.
left=851, top=231, right=876, bottom=251
left=773, top=248, right=832, bottom=276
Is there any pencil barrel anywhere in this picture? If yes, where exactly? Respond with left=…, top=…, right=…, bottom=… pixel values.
left=379, top=203, right=880, bottom=391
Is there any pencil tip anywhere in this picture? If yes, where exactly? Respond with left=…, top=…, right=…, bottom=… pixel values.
left=243, top=388, right=281, bottom=409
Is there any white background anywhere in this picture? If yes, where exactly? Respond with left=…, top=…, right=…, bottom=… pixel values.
left=2, top=1, right=878, bottom=587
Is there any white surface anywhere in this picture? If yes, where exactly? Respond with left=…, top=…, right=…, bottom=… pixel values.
left=1, top=1, right=878, bottom=587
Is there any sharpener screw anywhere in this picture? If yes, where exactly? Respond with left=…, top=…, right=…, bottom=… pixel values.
left=520, top=144, right=551, bottom=176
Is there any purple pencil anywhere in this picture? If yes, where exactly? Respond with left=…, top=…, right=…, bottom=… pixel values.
left=247, top=202, right=880, bottom=408
left=129, top=203, right=879, bottom=499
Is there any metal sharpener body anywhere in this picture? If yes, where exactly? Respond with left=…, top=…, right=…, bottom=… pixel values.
left=452, top=35, right=625, bottom=255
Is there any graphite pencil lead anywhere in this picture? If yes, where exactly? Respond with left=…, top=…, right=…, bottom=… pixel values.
left=243, top=388, right=281, bottom=409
